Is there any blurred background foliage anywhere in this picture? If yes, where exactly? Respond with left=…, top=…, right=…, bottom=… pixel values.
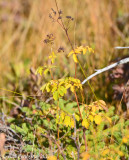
left=0, top=0, right=129, bottom=113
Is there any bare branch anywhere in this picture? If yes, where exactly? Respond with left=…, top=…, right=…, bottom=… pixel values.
left=82, top=57, right=129, bottom=85
left=115, top=46, right=129, bottom=49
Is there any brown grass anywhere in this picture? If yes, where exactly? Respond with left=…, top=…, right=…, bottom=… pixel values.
left=0, top=0, right=129, bottom=90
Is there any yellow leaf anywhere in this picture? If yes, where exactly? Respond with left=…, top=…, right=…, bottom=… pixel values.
left=105, top=116, right=112, bottom=124
left=83, top=48, right=87, bottom=55
left=64, top=116, right=71, bottom=127
left=56, top=114, right=60, bottom=124
left=88, top=47, right=94, bottom=53
left=81, top=152, right=90, bottom=160
left=94, top=115, right=102, bottom=125
left=46, top=83, right=50, bottom=92
left=73, top=54, right=78, bottom=63
left=75, top=114, right=80, bottom=121
left=48, top=52, right=57, bottom=64
left=117, top=151, right=124, bottom=156
left=91, top=112, right=96, bottom=116
left=70, top=85, right=75, bottom=93
left=65, top=83, right=71, bottom=89
left=61, top=112, right=65, bottom=121
left=92, top=106, right=96, bottom=113
left=82, top=119, right=89, bottom=129
left=44, top=68, right=49, bottom=76
left=70, top=118, right=74, bottom=128
left=89, top=115, right=94, bottom=122
left=68, top=50, right=74, bottom=57
left=47, top=155, right=57, bottom=160
left=102, top=149, right=110, bottom=156
left=75, top=46, right=83, bottom=54
left=122, top=137, right=128, bottom=143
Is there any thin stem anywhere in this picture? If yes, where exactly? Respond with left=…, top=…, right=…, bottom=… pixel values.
left=74, top=91, right=82, bottom=121
left=57, top=100, right=60, bottom=160
left=54, top=0, right=77, bottom=78
left=74, top=91, right=87, bottom=151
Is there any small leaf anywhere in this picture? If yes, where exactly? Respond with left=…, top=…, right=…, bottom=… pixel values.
left=40, top=84, right=46, bottom=92
left=75, top=114, right=80, bottom=121
left=47, top=155, right=57, bottom=160
left=70, top=85, right=75, bottom=92
left=117, top=151, right=124, bottom=156
left=82, top=119, right=89, bottom=129
left=89, top=115, right=94, bottom=122
left=88, top=47, right=94, bottom=53
left=53, top=91, right=59, bottom=100
left=64, top=116, right=71, bottom=127
left=44, top=68, right=49, bottom=75
left=122, top=137, right=128, bottom=143
left=61, top=112, right=65, bottom=121
left=73, top=54, right=78, bottom=63
left=94, top=115, right=102, bottom=125
left=52, top=85, right=57, bottom=93
left=68, top=50, right=74, bottom=57
left=83, top=48, right=87, bottom=55
left=70, top=118, right=74, bottom=128
left=81, top=152, right=90, bottom=160
left=102, top=149, right=110, bottom=156
left=36, top=67, right=44, bottom=76
left=46, top=83, right=50, bottom=92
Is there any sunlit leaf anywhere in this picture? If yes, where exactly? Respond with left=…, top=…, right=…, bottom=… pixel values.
left=70, top=118, right=74, bottom=128
left=36, top=67, right=44, bottom=76
left=47, top=155, right=57, bottom=160
left=83, top=48, right=87, bottom=55
left=94, top=115, right=102, bottom=125
left=61, top=112, right=65, bottom=121
left=75, top=114, right=80, bottom=121
left=89, top=115, right=94, bottom=122
left=53, top=91, right=59, bottom=100
left=73, top=54, right=78, bottom=63
left=46, top=83, right=50, bottom=92
left=122, top=137, right=128, bottom=143
left=44, top=68, right=49, bottom=76
left=81, top=152, right=90, bottom=160
left=102, top=149, right=110, bottom=156
left=64, top=116, right=71, bottom=127
left=68, top=50, right=74, bottom=57
left=82, top=119, right=89, bottom=129
left=40, top=84, right=46, bottom=92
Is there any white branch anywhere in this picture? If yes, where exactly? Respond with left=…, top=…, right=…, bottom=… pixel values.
left=82, top=57, right=129, bottom=85
left=115, top=46, right=129, bottom=49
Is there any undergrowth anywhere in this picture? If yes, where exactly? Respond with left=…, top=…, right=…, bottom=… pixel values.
left=0, top=0, right=129, bottom=160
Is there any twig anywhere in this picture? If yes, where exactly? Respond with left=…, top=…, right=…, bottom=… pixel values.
left=115, top=46, right=129, bottom=49
left=82, top=57, right=129, bottom=85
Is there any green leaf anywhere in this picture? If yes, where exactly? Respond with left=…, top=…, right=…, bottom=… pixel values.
left=22, top=123, right=29, bottom=133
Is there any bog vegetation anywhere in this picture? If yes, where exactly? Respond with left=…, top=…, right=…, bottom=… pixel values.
left=0, top=0, right=129, bottom=160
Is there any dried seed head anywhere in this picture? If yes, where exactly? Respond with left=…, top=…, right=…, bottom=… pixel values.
left=66, top=16, right=74, bottom=21
left=58, top=46, right=65, bottom=52
left=51, top=8, right=56, bottom=15
left=59, top=10, right=63, bottom=15
left=43, top=34, right=55, bottom=45
left=58, top=16, right=62, bottom=20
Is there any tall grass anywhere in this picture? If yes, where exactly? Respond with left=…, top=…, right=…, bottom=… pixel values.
left=0, top=0, right=129, bottom=100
